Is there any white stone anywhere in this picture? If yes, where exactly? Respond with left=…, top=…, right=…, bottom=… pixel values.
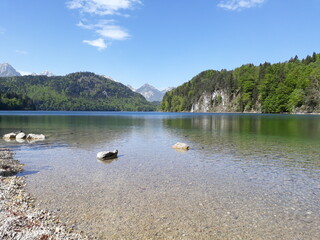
left=3, top=133, right=16, bottom=139
left=97, top=150, right=118, bottom=160
left=26, top=134, right=45, bottom=140
left=16, top=132, right=26, bottom=139
left=172, top=142, right=190, bottom=150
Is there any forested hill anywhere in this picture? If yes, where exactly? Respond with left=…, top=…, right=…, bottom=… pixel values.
left=0, top=72, right=156, bottom=111
left=161, top=53, right=320, bottom=113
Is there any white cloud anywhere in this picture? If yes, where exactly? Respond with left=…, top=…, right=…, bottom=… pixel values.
left=218, top=0, right=265, bottom=11
left=78, top=20, right=129, bottom=40
left=97, top=25, right=129, bottom=40
left=66, top=0, right=141, bottom=15
left=67, top=0, right=140, bottom=50
left=77, top=19, right=114, bottom=30
left=83, top=38, right=108, bottom=50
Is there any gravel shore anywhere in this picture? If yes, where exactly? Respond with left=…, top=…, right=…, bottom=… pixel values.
left=0, top=148, right=88, bottom=240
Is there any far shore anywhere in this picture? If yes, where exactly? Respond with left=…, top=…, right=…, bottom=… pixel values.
left=0, top=110, right=319, bottom=115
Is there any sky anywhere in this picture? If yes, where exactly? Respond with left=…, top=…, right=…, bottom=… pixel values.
left=1, top=0, right=320, bottom=90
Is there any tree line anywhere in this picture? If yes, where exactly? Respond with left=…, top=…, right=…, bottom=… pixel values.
left=0, top=72, right=156, bottom=111
left=161, top=53, right=320, bottom=113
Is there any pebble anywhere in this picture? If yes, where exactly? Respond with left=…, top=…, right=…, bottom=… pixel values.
left=0, top=148, right=89, bottom=240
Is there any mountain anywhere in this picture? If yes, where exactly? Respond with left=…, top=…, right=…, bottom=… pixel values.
left=39, top=70, right=54, bottom=77
left=28, top=71, right=54, bottom=77
left=161, top=53, right=320, bottom=114
left=131, top=84, right=174, bottom=102
left=136, top=84, right=164, bottom=102
left=0, top=72, right=156, bottom=111
left=0, top=63, right=21, bottom=77
left=162, top=87, right=175, bottom=93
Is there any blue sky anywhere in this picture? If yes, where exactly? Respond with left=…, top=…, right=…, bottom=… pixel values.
left=1, top=0, right=320, bottom=89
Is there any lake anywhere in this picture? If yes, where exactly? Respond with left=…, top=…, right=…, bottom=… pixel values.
left=1, top=111, right=319, bottom=239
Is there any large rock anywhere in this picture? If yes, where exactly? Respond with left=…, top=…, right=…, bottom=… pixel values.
left=16, top=132, right=26, bottom=139
left=172, top=142, right=190, bottom=150
left=97, top=150, right=118, bottom=160
left=26, top=134, right=45, bottom=140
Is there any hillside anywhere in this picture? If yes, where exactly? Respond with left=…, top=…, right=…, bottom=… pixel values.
left=161, top=53, right=320, bottom=113
left=0, top=72, right=156, bottom=111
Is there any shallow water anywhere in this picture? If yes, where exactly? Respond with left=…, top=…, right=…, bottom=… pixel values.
left=1, top=112, right=320, bottom=239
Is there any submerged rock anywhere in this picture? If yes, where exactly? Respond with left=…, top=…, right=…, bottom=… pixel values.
left=97, top=158, right=117, bottom=165
left=172, top=142, right=190, bottom=150
left=97, top=150, right=118, bottom=160
left=16, top=138, right=26, bottom=143
left=3, top=138, right=15, bottom=143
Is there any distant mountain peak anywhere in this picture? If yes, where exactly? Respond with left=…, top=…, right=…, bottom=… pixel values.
left=162, top=87, right=175, bottom=93
left=39, top=70, right=54, bottom=77
left=141, top=83, right=155, bottom=88
left=136, top=83, right=166, bottom=102
left=0, top=63, right=21, bottom=77
left=144, top=83, right=162, bottom=92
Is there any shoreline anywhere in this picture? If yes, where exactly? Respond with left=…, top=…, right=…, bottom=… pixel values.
left=0, top=110, right=320, bottom=115
left=0, top=148, right=88, bottom=240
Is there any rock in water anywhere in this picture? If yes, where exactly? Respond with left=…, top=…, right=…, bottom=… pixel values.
left=16, top=132, right=26, bottom=139
left=97, top=150, right=118, bottom=160
left=26, top=133, right=46, bottom=140
left=172, top=142, right=190, bottom=150
left=3, top=133, right=16, bottom=139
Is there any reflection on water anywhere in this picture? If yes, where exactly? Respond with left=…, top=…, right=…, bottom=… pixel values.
left=0, top=112, right=319, bottom=239
left=164, top=114, right=320, bottom=173
left=164, top=114, right=320, bottom=139
left=0, top=113, right=145, bottom=148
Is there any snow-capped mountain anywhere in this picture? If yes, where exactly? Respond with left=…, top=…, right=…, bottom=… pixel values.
left=21, top=70, right=54, bottom=77
left=0, top=63, right=21, bottom=77
left=0, top=63, right=54, bottom=77
left=39, top=70, right=54, bottom=77
left=135, top=83, right=174, bottom=102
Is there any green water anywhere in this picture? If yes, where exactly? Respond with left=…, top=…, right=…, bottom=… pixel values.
left=1, top=112, right=319, bottom=239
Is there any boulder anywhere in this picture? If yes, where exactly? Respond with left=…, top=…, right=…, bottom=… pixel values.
left=16, top=132, right=26, bottom=139
left=97, top=150, right=118, bottom=160
left=26, top=134, right=46, bottom=140
left=172, top=142, right=190, bottom=150
left=3, top=133, right=16, bottom=139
